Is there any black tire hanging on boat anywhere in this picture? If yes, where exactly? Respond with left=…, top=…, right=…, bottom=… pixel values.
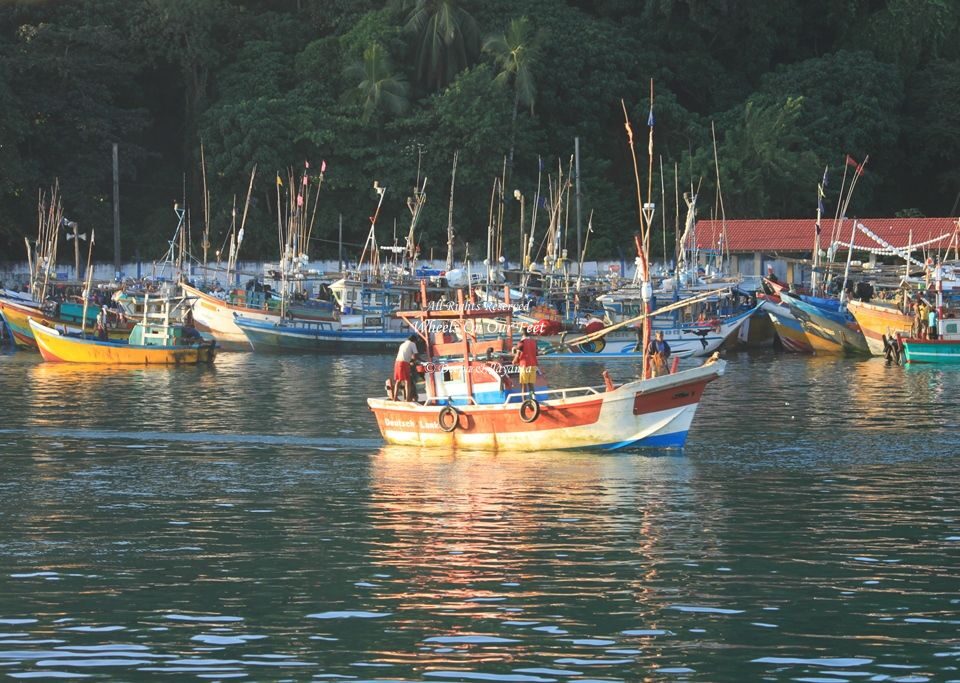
left=519, top=398, right=541, bottom=423
left=439, top=405, right=459, bottom=432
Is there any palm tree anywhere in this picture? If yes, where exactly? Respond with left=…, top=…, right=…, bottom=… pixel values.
left=399, top=0, right=480, bottom=90
left=484, top=16, right=538, bottom=174
left=343, top=43, right=410, bottom=125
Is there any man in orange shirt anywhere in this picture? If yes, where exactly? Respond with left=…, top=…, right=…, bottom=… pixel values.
left=512, top=327, right=539, bottom=400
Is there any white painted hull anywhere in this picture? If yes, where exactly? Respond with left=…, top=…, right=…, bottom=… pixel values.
left=368, top=362, right=725, bottom=451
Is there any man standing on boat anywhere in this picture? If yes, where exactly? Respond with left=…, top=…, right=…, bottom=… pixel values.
left=647, top=330, right=671, bottom=377
left=392, top=334, right=419, bottom=401
left=512, top=327, right=539, bottom=400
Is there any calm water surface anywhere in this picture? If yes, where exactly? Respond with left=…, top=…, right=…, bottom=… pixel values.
left=0, top=348, right=958, bottom=682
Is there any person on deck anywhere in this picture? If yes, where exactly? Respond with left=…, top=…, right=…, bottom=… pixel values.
left=647, top=330, right=671, bottom=377
left=391, top=334, right=419, bottom=401
left=512, top=327, right=539, bottom=400
left=917, top=300, right=930, bottom=338
left=928, top=307, right=938, bottom=340
left=95, top=308, right=109, bottom=341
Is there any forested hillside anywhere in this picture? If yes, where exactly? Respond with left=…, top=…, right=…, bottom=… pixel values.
left=1, top=0, right=958, bottom=263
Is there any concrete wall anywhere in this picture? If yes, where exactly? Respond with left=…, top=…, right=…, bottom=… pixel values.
left=0, top=258, right=644, bottom=289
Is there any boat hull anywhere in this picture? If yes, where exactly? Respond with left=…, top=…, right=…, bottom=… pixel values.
left=29, top=318, right=215, bottom=365
left=235, top=316, right=409, bottom=352
left=0, top=297, right=129, bottom=350
left=902, top=338, right=960, bottom=364
left=539, top=308, right=756, bottom=361
left=846, top=299, right=913, bottom=356
left=182, top=283, right=274, bottom=350
left=368, top=361, right=724, bottom=451
left=761, top=299, right=812, bottom=353
left=781, top=293, right=869, bottom=355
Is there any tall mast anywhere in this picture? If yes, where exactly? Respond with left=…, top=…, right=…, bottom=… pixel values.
left=445, top=151, right=458, bottom=272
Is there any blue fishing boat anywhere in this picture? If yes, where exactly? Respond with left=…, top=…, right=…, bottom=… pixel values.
left=779, top=291, right=868, bottom=355
left=234, top=313, right=409, bottom=352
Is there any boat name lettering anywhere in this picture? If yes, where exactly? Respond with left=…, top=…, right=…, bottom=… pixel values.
left=383, top=417, right=415, bottom=428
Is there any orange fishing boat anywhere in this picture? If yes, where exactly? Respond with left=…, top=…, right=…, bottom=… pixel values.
left=367, top=285, right=725, bottom=451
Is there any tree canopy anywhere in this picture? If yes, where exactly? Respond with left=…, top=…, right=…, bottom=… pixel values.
left=1, top=0, right=958, bottom=265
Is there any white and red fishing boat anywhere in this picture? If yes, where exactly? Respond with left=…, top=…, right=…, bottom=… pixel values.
left=367, top=286, right=726, bottom=451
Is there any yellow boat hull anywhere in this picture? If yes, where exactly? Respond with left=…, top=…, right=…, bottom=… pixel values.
left=0, top=297, right=130, bottom=350
left=29, top=318, right=215, bottom=365
left=846, top=299, right=913, bottom=356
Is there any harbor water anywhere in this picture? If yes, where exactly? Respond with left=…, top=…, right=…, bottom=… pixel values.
left=0, top=348, right=958, bottom=681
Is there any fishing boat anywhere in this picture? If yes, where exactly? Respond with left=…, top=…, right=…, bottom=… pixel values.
left=537, top=287, right=757, bottom=361
left=779, top=291, right=869, bottom=355
left=901, top=270, right=960, bottom=363
left=901, top=321, right=960, bottom=363
left=367, top=285, right=725, bottom=451
left=234, top=312, right=409, bottom=352
left=181, top=281, right=335, bottom=351
left=759, top=295, right=812, bottom=353
left=28, top=295, right=215, bottom=365
left=540, top=306, right=756, bottom=360
left=0, top=291, right=133, bottom=350
left=846, top=298, right=914, bottom=356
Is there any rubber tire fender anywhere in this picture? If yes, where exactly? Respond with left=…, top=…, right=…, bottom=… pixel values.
left=439, top=405, right=460, bottom=432
left=519, top=398, right=541, bottom=423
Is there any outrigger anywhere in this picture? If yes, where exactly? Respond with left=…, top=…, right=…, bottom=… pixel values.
left=367, top=283, right=726, bottom=451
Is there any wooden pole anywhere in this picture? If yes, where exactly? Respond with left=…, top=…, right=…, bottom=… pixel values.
left=445, top=150, right=458, bottom=271
left=80, top=230, right=95, bottom=337
left=112, top=143, right=121, bottom=278
left=574, top=136, right=582, bottom=271
left=563, top=287, right=730, bottom=349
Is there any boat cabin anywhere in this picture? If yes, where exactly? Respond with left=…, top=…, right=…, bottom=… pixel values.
left=398, top=284, right=548, bottom=406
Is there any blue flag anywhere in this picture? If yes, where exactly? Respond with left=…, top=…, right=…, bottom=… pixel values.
left=647, top=109, right=655, bottom=127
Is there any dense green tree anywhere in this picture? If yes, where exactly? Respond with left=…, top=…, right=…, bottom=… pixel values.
left=343, top=43, right=411, bottom=125
left=483, top=16, right=538, bottom=177
left=396, top=0, right=480, bottom=90
left=0, top=0, right=958, bottom=261
left=901, top=59, right=960, bottom=214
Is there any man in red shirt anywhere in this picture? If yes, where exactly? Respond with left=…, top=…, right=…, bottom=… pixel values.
left=512, top=327, right=539, bottom=400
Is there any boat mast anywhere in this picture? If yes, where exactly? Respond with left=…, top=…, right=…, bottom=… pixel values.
left=80, top=230, right=95, bottom=337
left=445, top=150, right=458, bottom=272
left=812, top=165, right=827, bottom=293
left=621, top=84, right=657, bottom=379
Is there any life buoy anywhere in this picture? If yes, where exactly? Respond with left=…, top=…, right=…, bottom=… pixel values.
left=519, top=398, right=541, bottom=423
left=439, top=405, right=459, bottom=432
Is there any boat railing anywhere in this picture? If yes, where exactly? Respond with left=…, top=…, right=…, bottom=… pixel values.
left=420, top=395, right=480, bottom=406
left=506, top=385, right=605, bottom=403
left=419, top=384, right=607, bottom=407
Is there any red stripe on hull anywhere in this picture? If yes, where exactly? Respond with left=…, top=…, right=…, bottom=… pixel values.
left=373, top=397, right=603, bottom=436
left=11, top=329, right=38, bottom=349
left=633, top=379, right=710, bottom=414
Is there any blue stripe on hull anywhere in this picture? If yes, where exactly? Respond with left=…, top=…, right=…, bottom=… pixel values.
left=598, top=429, right=690, bottom=451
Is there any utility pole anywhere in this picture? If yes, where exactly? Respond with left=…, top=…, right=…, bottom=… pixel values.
left=112, top=143, right=121, bottom=279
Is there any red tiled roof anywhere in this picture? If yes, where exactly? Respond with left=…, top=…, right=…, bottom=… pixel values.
left=693, top=218, right=958, bottom=253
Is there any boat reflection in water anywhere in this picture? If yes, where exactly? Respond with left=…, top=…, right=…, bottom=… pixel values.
left=360, top=445, right=723, bottom=667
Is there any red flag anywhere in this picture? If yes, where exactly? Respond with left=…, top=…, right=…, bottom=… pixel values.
left=297, top=193, right=303, bottom=207
left=845, top=154, right=858, bottom=168
left=320, top=160, right=327, bottom=173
